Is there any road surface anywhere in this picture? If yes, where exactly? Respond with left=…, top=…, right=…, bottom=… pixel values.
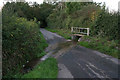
left=40, top=28, right=120, bottom=78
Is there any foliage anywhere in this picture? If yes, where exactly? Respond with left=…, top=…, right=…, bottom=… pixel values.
left=3, top=2, right=54, bottom=27
left=91, top=10, right=119, bottom=40
left=2, top=3, right=48, bottom=78
left=22, top=58, right=58, bottom=78
left=79, top=36, right=119, bottom=59
left=47, top=2, right=119, bottom=41
left=65, top=2, right=94, bottom=14
left=47, top=2, right=101, bottom=30
left=37, top=2, right=55, bottom=27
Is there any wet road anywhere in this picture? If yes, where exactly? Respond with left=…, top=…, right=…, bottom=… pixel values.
left=40, top=28, right=66, bottom=45
left=40, top=28, right=120, bottom=78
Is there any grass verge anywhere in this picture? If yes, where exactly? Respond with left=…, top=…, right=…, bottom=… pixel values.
left=46, top=28, right=72, bottom=39
left=22, top=58, right=58, bottom=78
left=79, top=36, right=120, bottom=59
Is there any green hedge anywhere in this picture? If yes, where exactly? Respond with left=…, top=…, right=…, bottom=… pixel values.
left=2, top=2, right=49, bottom=78
left=91, top=10, right=119, bottom=40
left=2, top=16, right=48, bottom=78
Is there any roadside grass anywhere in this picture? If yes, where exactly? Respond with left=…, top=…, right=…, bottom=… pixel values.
left=79, top=36, right=120, bottom=59
left=22, top=58, right=58, bottom=78
left=35, top=32, right=48, bottom=58
left=39, top=31, right=48, bottom=51
left=46, top=28, right=72, bottom=39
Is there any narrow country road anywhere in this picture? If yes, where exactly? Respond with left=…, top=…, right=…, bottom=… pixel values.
left=40, top=28, right=66, bottom=45
left=40, top=28, right=120, bottom=78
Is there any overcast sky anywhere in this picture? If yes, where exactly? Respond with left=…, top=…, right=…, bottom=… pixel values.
left=0, top=0, right=120, bottom=12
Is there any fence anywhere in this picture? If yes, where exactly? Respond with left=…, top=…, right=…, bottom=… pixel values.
left=71, top=27, right=90, bottom=36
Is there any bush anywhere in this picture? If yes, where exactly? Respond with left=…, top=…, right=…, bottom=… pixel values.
left=2, top=2, right=49, bottom=78
left=47, top=2, right=101, bottom=29
left=91, top=10, right=119, bottom=41
left=2, top=16, right=48, bottom=78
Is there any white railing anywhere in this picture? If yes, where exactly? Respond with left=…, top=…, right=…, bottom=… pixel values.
left=71, top=27, right=90, bottom=36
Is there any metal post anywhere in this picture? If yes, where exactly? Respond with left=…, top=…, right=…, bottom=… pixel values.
left=87, top=28, right=89, bottom=36
left=71, top=27, right=73, bottom=33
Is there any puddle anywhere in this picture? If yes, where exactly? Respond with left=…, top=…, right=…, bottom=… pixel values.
left=20, top=40, right=78, bottom=74
left=51, top=41, right=77, bottom=58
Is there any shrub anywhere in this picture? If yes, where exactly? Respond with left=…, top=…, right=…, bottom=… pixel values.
left=2, top=16, right=48, bottom=78
left=91, top=10, right=119, bottom=41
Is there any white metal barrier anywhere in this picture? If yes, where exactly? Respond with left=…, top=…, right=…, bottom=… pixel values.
left=71, top=27, right=90, bottom=36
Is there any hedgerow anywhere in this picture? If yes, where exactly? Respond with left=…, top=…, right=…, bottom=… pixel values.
left=91, top=10, right=119, bottom=40
left=2, top=3, right=48, bottom=78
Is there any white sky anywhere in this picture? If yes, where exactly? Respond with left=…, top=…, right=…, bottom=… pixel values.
left=0, top=0, right=120, bottom=12
left=94, top=0, right=119, bottom=12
